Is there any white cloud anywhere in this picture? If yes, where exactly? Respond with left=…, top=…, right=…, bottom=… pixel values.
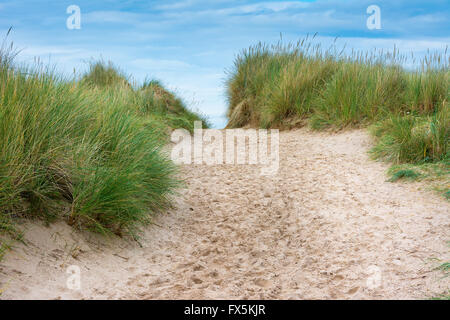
left=155, top=0, right=199, bottom=10
left=212, top=1, right=311, bottom=15
left=131, top=58, right=193, bottom=70
left=155, top=0, right=231, bottom=11
left=83, top=11, right=143, bottom=24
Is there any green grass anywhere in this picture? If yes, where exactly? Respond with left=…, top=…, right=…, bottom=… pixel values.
left=137, top=79, right=210, bottom=132
left=0, top=201, right=24, bottom=260
left=226, top=37, right=449, bottom=196
left=0, top=41, right=207, bottom=248
left=383, top=161, right=449, bottom=198
left=431, top=293, right=450, bottom=300
left=371, top=108, right=449, bottom=197
left=430, top=259, right=450, bottom=299
left=437, top=262, right=450, bottom=274
left=81, top=60, right=131, bottom=88
left=370, top=106, right=449, bottom=164
left=387, top=169, right=421, bottom=182
left=226, top=38, right=448, bottom=129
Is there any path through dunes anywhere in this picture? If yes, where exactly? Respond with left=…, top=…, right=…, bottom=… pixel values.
left=1, top=129, right=449, bottom=299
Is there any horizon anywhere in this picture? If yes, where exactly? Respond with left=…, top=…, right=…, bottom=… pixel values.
left=1, top=0, right=448, bottom=128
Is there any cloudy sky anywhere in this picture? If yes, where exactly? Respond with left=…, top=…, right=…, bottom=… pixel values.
left=0, top=0, right=448, bottom=127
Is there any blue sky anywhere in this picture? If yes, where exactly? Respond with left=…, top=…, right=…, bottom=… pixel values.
left=0, top=0, right=448, bottom=128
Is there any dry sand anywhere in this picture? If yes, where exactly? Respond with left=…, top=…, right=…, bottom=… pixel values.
left=0, top=128, right=449, bottom=299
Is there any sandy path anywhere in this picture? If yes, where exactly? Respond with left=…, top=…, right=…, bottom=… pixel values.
left=1, top=129, right=449, bottom=299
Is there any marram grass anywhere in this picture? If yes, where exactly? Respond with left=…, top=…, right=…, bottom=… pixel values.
left=226, top=38, right=449, bottom=130
left=226, top=38, right=449, bottom=196
left=0, top=46, right=206, bottom=243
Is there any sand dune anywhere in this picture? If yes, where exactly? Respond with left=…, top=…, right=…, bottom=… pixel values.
left=1, top=128, right=448, bottom=299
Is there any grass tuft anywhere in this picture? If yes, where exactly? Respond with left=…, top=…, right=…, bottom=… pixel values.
left=81, top=60, right=131, bottom=88
left=226, top=37, right=449, bottom=196
left=388, top=169, right=421, bottom=182
left=0, top=42, right=206, bottom=244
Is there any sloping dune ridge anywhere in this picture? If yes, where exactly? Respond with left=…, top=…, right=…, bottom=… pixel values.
left=1, top=128, right=448, bottom=299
